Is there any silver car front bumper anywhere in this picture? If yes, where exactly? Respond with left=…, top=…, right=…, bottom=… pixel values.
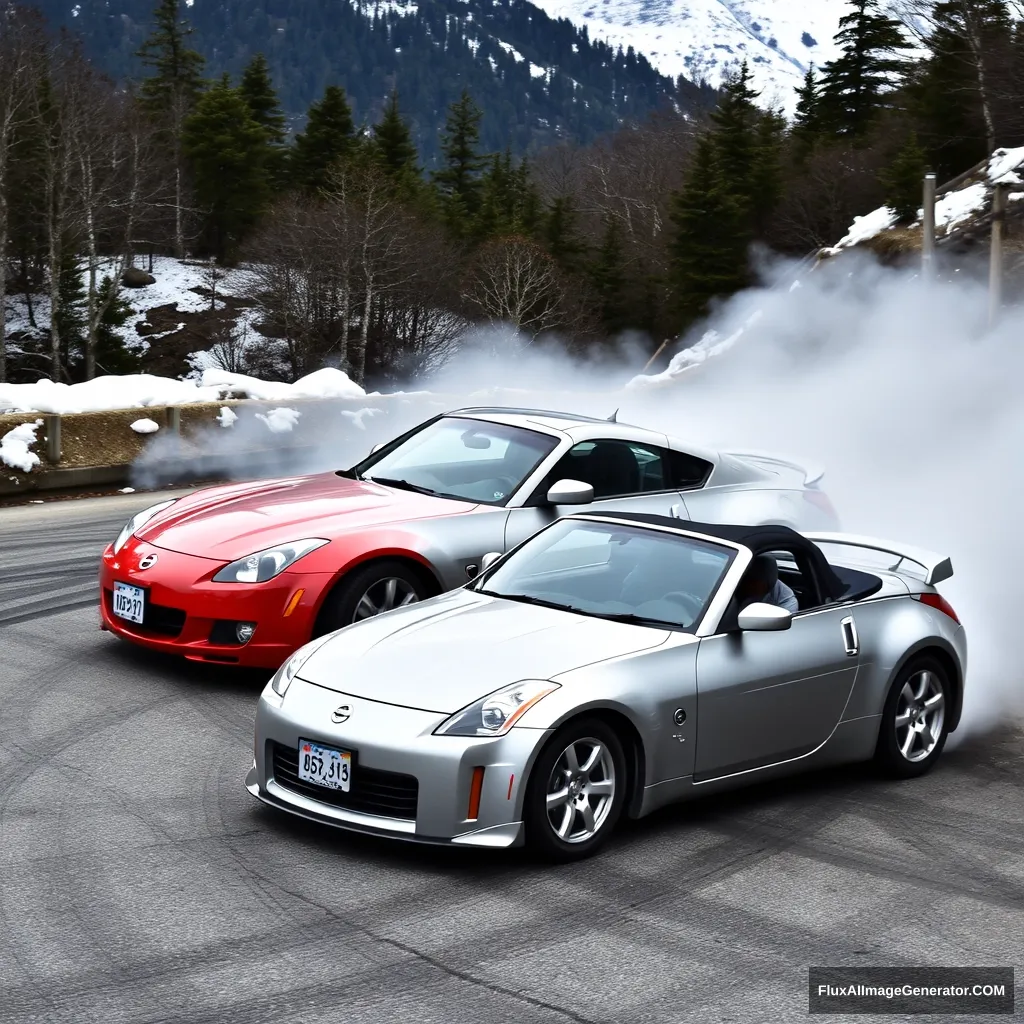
left=247, top=677, right=549, bottom=848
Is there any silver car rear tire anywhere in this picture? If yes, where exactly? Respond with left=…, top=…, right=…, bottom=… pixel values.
left=875, top=655, right=951, bottom=779
left=524, top=717, right=627, bottom=862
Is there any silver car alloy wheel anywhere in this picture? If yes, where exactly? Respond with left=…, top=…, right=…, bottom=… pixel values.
left=545, top=737, right=616, bottom=843
left=894, top=669, right=946, bottom=763
left=353, top=577, right=420, bottom=621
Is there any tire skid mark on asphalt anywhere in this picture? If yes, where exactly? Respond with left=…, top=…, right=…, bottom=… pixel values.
left=192, top=862, right=606, bottom=1024
left=823, top=785, right=1024, bottom=912
left=0, top=591, right=99, bottom=628
left=705, top=815, right=1024, bottom=910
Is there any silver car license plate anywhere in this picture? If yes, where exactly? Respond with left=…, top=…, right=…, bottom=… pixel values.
left=298, top=739, right=351, bottom=792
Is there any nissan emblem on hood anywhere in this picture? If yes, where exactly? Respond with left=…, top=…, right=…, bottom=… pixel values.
left=138, top=553, right=159, bottom=570
left=331, top=704, right=351, bottom=724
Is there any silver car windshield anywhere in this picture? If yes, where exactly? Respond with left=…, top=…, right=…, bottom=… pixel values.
left=360, top=417, right=558, bottom=506
left=476, top=519, right=736, bottom=631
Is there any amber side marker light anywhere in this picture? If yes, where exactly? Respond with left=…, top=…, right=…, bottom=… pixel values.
left=283, top=590, right=305, bottom=617
left=467, top=767, right=485, bottom=820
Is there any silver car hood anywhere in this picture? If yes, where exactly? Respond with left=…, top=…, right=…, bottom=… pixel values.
left=296, top=589, right=669, bottom=713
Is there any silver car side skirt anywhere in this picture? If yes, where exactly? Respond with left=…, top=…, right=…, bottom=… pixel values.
left=634, top=717, right=880, bottom=818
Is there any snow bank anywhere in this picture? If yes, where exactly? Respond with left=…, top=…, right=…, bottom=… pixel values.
left=256, top=407, right=301, bottom=433
left=200, top=367, right=366, bottom=402
left=217, top=406, right=238, bottom=428
left=0, top=374, right=225, bottom=414
left=0, top=419, right=43, bottom=472
left=832, top=206, right=898, bottom=251
left=130, top=418, right=160, bottom=434
left=0, top=367, right=367, bottom=415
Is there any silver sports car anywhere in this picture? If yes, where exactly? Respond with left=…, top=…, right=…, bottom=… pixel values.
left=246, top=512, right=965, bottom=860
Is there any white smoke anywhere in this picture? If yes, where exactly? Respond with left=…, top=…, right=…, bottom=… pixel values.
left=421, top=249, right=1024, bottom=740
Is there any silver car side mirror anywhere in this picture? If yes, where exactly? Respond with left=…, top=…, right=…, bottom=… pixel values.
left=480, top=551, right=502, bottom=572
left=737, top=603, right=793, bottom=632
left=546, top=479, right=594, bottom=506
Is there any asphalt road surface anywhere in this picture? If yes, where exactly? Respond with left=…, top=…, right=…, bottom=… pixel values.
left=1, top=493, right=1022, bottom=1024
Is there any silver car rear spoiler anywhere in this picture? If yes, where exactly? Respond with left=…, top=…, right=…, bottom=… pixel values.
left=804, top=532, right=953, bottom=586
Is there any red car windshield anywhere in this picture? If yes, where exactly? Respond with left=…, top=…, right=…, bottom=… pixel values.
left=357, top=417, right=559, bottom=506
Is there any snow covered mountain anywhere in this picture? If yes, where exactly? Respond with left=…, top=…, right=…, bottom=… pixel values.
left=530, top=0, right=848, bottom=113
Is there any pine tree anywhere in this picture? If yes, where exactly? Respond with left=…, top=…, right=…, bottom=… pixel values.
left=474, top=151, right=543, bottom=241
left=544, top=196, right=586, bottom=274
left=93, top=277, right=141, bottom=375
left=54, top=253, right=87, bottom=377
left=432, top=89, right=487, bottom=234
left=372, top=91, right=419, bottom=183
left=136, top=0, right=205, bottom=115
left=882, top=132, right=928, bottom=223
left=290, top=85, right=355, bottom=193
left=240, top=53, right=288, bottom=188
left=792, top=67, right=822, bottom=159
left=590, top=219, right=629, bottom=335
left=136, top=0, right=206, bottom=258
left=182, top=75, right=271, bottom=260
left=817, top=0, right=910, bottom=140
left=668, top=136, right=748, bottom=328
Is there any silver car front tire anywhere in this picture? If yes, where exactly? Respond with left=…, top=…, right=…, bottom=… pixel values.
left=524, top=717, right=627, bottom=862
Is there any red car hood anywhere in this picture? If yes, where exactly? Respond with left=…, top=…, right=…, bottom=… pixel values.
left=136, top=473, right=477, bottom=561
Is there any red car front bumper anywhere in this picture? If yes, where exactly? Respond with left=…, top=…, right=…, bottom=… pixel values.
left=99, top=539, right=327, bottom=669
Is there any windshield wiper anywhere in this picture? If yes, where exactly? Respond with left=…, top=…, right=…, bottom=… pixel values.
left=364, top=476, right=441, bottom=497
left=476, top=591, right=681, bottom=628
left=590, top=612, right=682, bottom=630
left=475, top=591, right=577, bottom=613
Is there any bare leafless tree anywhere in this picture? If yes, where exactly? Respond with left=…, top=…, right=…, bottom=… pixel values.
left=461, top=235, right=568, bottom=339
left=0, top=7, right=45, bottom=382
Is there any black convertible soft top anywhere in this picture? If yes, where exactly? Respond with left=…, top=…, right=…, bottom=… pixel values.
left=577, top=511, right=849, bottom=602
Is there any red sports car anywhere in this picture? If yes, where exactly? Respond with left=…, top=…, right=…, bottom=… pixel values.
left=99, top=406, right=838, bottom=668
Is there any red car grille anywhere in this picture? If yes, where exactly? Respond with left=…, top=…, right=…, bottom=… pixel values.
left=271, top=742, right=419, bottom=820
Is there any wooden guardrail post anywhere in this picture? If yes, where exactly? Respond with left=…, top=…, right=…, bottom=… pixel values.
left=44, top=414, right=61, bottom=464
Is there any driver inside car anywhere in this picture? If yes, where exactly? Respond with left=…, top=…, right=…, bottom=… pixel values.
left=735, top=554, right=799, bottom=613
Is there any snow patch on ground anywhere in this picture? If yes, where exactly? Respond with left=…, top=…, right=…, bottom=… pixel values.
left=256, top=407, right=301, bottom=433
left=0, top=367, right=367, bottom=414
left=627, top=311, right=763, bottom=389
left=935, top=182, right=988, bottom=233
left=200, top=367, right=366, bottom=402
left=0, top=419, right=43, bottom=472
left=2, top=257, right=256, bottom=348
left=130, top=418, right=160, bottom=434
left=217, top=406, right=238, bottom=428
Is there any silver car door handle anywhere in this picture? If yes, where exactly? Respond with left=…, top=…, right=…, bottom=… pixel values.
left=841, top=615, right=859, bottom=656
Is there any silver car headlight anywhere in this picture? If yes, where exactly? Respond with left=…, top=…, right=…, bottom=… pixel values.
left=213, top=539, right=328, bottom=584
left=269, top=635, right=332, bottom=698
left=113, top=499, right=177, bottom=553
left=434, top=680, right=561, bottom=737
